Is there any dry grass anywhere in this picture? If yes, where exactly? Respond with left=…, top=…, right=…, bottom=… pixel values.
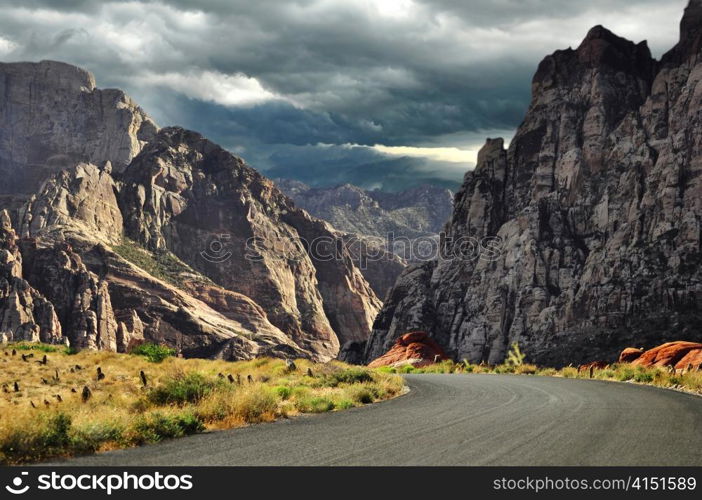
left=376, top=360, right=702, bottom=395
left=0, top=343, right=404, bottom=464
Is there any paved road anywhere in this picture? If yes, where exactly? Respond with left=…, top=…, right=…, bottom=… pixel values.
left=56, top=374, right=702, bottom=466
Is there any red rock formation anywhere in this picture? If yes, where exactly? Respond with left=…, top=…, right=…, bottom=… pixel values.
left=675, top=348, right=702, bottom=371
left=618, top=347, right=644, bottom=363
left=368, top=331, right=448, bottom=368
left=630, top=341, right=702, bottom=369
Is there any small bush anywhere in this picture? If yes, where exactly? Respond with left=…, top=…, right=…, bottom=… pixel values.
left=233, top=390, right=278, bottom=422
left=348, top=385, right=379, bottom=404
left=274, top=386, right=292, bottom=400
left=148, top=373, right=220, bottom=406
left=131, top=343, right=176, bottom=363
left=296, top=397, right=335, bottom=413
left=131, top=412, right=204, bottom=444
left=336, top=399, right=354, bottom=410
left=321, top=368, right=374, bottom=387
left=615, top=366, right=636, bottom=382
left=634, top=370, right=654, bottom=383
left=12, top=342, right=60, bottom=353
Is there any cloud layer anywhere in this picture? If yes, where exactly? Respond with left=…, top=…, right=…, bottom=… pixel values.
left=0, top=0, right=687, bottom=190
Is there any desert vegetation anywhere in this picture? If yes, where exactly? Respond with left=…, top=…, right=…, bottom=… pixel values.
left=0, top=342, right=403, bottom=464
left=376, top=343, right=702, bottom=395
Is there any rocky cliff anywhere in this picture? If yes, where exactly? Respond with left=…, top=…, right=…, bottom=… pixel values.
left=0, top=60, right=157, bottom=205
left=276, top=180, right=453, bottom=298
left=365, top=1, right=702, bottom=367
left=0, top=61, right=381, bottom=361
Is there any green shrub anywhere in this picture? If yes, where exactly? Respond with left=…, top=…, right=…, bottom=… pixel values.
left=348, top=385, right=379, bottom=404
left=321, top=368, right=374, bottom=388
left=41, top=413, right=72, bottom=449
left=131, top=343, right=176, bottom=363
left=148, top=373, right=220, bottom=406
left=634, top=369, right=654, bottom=383
left=296, top=397, right=335, bottom=413
left=615, top=366, right=636, bottom=381
left=274, top=386, right=292, bottom=400
left=71, top=422, right=124, bottom=454
left=12, top=342, right=60, bottom=353
left=336, top=399, right=354, bottom=410
left=131, top=412, right=204, bottom=444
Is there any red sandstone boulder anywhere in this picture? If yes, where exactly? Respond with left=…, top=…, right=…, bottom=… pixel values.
left=631, top=341, right=702, bottom=368
left=368, top=331, right=448, bottom=368
left=674, top=348, right=702, bottom=371
left=618, top=347, right=644, bottom=363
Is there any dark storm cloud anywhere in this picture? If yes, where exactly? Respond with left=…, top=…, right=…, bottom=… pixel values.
left=0, top=0, right=687, bottom=189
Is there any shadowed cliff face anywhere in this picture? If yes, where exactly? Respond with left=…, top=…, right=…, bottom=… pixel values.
left=366, top=1, right=702, bottom=367
left=0, top=61, right=381, bottom=361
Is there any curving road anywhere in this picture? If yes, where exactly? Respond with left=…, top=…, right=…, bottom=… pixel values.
left=56, top=374, right=702, bottom=466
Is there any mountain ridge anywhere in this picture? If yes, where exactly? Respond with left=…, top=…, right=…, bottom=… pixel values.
left=365, top=1, right=702, bottom=366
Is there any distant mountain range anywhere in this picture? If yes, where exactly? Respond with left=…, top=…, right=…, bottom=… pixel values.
left=275, top=180, right=454, bottom=300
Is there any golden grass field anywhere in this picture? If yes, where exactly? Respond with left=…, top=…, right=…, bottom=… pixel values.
left=0, top=343, right=404, bottom=465
left=379, top=359, right=702, bottom=395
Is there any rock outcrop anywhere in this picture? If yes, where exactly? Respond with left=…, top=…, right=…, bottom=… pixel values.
left=276, top=180, right=453, bottom=298
left=0, top=210, right=62, bottom=344
left=119, top=128, right=381, bottom=359
left=0, top=61, right=382, bottom=361
left=367, top=331, right=448, bottom=368
left=365, top=2, right=702, bottom=366
left=628, top=341, right=702, bottom=370
left=0, top=60, right=157, bottom=202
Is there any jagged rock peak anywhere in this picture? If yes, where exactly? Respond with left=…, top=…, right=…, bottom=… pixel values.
left=534, top=24, right=655, bottom=92
left=663, top=0, right=702, bottom=65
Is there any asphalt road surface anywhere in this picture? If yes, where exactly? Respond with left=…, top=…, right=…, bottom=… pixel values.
left=56, top=374, right=702, bottom=466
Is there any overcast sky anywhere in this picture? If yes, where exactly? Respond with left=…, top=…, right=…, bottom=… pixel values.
left=0, top=0, right=688, bottom=190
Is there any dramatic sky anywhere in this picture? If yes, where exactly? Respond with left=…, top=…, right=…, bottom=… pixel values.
left=0, top=0, right=688, bottom=191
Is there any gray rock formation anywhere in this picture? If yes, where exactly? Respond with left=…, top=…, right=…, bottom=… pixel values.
left=120, top=128, right=380, bottom=358
left=276, top=180, right=453, bottom=298
left=0, top=60, right=156, bottom=203
left=0, top=210, right=62, bottom=344
left=0, top=61, right=381, bottom=361
left=365, top=1, right=702, bottom=367
left=276, top=180, right=453, bottom=241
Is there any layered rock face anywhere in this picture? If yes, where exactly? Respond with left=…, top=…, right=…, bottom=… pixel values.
left=276, top=180, right=453, bottom=298
left=0, top=60, right=157, bottom=201
left=276, top=180, right=453, bottom=241
left=0, top=61, right=381, bottom=361
left=120, top=127, right=380, bottom=358
left=366, top=2, right=702, bottom=366
left=0, top=210, right=61, bottom=344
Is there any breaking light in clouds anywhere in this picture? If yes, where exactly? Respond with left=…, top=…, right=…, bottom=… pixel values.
left=0, top=0, right=688, bottom=190
left=372, top=144, right=479, bottom=164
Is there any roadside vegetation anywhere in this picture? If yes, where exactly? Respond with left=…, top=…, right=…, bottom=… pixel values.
left=376, top=343, right=702, bottom=395
left=0, top=342, right=403, bottom=464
